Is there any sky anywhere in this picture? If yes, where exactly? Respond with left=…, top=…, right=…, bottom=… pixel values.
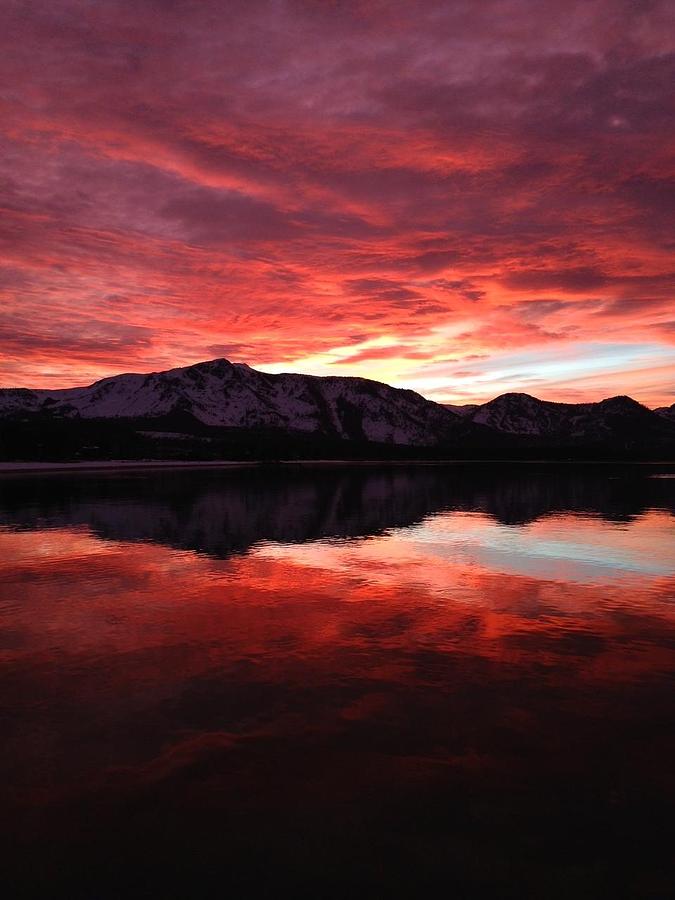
left=1, top=0, right=674, bottom=405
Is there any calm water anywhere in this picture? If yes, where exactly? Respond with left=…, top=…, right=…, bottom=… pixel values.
left=1, top=464, right=675, bottom=898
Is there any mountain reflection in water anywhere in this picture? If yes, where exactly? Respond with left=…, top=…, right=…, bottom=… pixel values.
left=1, top=464, right=674, bottom=899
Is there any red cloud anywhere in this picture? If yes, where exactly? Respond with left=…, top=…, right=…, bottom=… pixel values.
left=1, top=0, right=674, bottom=404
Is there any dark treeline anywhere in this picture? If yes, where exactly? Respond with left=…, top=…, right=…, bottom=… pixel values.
left=1, top=411, right=674, bottom=462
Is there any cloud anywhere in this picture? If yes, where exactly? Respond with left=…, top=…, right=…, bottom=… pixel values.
left=502, top=268, right=610, bottom=293
left=161, top=187, right=301, bottom=244
left=0, top=0, right=674, bottom=403
left=330, top=344, right=422, bottom=365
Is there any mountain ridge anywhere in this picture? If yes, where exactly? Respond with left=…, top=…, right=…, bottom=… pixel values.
left=0, top=357, right=482, bottom=448
left=1, top=358, right=673, bottom=460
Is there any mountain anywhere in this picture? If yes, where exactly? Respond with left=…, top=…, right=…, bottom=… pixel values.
left=444, top=403, right=479, bottom=417
left=0, top=360, right=673, bottom=461
left=655, top=403, right=675, bottom=422
left=453, top=391, right=666, bottom=439
left=446, top=391, right=675, bottom=454
left=0, top=357, right=488, bottom=450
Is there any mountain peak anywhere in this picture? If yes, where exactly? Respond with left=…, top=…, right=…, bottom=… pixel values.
left=598, top=395, right=647, bottom=412
left=493, top=392, right=539, bottom=401
left=487, top=392, right=541, bottom=406
left=184, top=357, right=233, bottom=371
left=472, top=391, right=548, bottom=433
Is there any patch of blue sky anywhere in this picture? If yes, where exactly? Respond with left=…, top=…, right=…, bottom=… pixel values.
left=471, top=342, right=674, bottom=384
left=407, top=342, right=675, bottom=397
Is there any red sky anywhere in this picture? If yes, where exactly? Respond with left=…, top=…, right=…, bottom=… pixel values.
left=1, top=0, right=674, bottom=405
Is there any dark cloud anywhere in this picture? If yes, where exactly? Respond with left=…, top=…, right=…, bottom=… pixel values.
left=502, top=267, right=610, bottom=293
left=0, top=313, right=153, bottom=364
left=162, top=188, right=300, bottom=244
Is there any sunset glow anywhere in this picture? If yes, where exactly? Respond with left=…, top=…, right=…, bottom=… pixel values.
left=1, top=1, right=674, bottom=404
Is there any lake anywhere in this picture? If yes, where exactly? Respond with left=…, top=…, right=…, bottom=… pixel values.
left=1, top=464, right=674, bottom=898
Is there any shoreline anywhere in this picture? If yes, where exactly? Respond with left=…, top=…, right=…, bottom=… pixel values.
left=0, top=458, right=674, bottom=476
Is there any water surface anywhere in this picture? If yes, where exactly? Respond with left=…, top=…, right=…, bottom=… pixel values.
left=1, top=464, right=674, bottom=898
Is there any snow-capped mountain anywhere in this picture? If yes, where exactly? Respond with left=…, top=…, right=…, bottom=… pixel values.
left=0, top=358, right=474, bottom=447
left=454, top=392, right=656, bottom=438
left=444, top=391, right=675, bottom=447
left=0, top=361, right=673, bottom=457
